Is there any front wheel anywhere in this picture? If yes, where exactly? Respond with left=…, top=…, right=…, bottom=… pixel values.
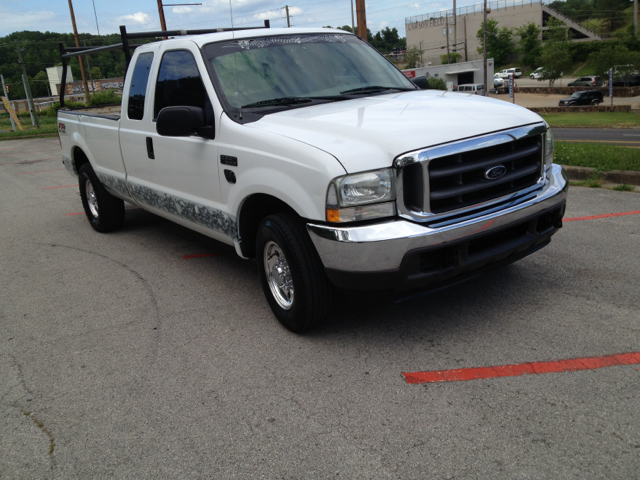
left=79, top=163, right=125, bottom=232
left=256, top=213, right=333, bottom=333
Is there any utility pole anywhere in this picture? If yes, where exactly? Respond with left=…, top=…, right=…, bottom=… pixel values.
left=157, top=0, right=168, bottom=30
left=446, top=14, right=451, bottom=64
left=1, top=74, right=17, bottom=131
left=351, top=0, right=355, bottom=33
left=67, top=0, right=90, bottom=104
left=464, top=16, right=468, bottom=62
left=483, top=0, right=488, bottom=96
left=84, top=41, right=95, bottom=92
left=453, top=0, right=456, bottom=54
left=285, top=5, right=290, bottom=27
left=356, top=0, right=367, bottom=40
left=15, top=41, right=40, bottom=128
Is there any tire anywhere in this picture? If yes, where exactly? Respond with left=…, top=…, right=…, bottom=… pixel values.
left=78, top=163, right=125, bottom=233
left=591, top=99, right=599, bottom=106
left=256, top=213, right=333, bottom=333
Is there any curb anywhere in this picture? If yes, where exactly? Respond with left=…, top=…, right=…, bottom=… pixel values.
left=561, top=165, right=640, bottom=186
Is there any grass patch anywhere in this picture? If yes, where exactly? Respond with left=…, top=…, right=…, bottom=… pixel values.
left=0, top=117, right=58, bottom=139
left=541, top=112, right=640, bottom=128
left=613, top=183, right=636, bottom=191
left=570, top=172, right=602, bottom=188
left=556, top=141, right=640, bottom=171
left=571, top=63, right=596, bottom=78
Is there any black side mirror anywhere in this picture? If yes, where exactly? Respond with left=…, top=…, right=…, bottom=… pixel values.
left=411, top=76, right=430, bottom=90
left=156, top=106, right=206, bottom=137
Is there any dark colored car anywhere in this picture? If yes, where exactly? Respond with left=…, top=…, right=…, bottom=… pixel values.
left=567, top=76, right=603, bottom=87
left=612, top=74, right=640, bottom=87
left=558, top=90, right=603, bottom=106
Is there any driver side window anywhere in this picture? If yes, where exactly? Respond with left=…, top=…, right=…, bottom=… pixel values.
left=154, top=50, right=211, bottom=120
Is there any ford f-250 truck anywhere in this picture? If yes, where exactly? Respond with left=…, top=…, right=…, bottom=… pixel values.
left=57, top=25, right=568, bottom=332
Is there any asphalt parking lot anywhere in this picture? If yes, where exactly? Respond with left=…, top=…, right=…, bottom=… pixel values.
left=1, top=138, right=639, bottom=479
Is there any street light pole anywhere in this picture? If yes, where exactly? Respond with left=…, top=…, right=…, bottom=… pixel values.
left=483, top=0, right=488, bottom=96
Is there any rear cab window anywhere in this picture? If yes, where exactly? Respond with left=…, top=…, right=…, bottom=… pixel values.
left=127, top=52, right=154, bottom=120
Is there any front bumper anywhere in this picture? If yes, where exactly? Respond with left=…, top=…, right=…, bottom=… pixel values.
left=307, top=164, right=568, bottom=291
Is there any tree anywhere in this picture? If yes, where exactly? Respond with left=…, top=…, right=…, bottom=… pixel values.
left=476, top=19, right=515, bottom=67
left=440, top=52, right=462, bottom=64
left=404, top=46, right=421, bottom=69
left=589, top=43, right=640, bottom=82
left=539, top=19, right=572, bottom=86
left=91, top=67, right=102, bottom=79
left=515, top=22, right=542, bottom=70
left=428, top=77, right=447, bottom=90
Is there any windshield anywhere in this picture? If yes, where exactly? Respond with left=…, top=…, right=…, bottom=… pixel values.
left=203, top=34, right=415, bottom=109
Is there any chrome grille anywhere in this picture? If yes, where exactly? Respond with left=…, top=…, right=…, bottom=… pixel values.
left=396, top=124, right=547, bottom=220
left=428, top=134, right=542, bottom=213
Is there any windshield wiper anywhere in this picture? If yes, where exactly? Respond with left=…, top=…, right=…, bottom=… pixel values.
left=340, top=85, right=416, bottom=95
left=241, top=97, right=313, bottom=108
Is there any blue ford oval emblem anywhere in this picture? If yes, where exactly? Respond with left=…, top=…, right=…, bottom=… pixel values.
left=485, top=165, right=507, bottom=180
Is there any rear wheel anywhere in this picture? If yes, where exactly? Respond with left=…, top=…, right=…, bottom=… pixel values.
left=256, top=213, right=333, bottom=333
left=591, top=99, right=600, bottom=106
left=78, top=163, right=125, bottom=232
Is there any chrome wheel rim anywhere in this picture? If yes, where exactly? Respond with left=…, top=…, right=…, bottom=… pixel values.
left=86, top=179, right=99, bottom=218
left=264, top=241, right=294, bottom=310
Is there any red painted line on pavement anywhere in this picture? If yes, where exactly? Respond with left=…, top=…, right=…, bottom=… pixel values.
left=182, top=252, right=233, bottom=259
left=403, top=352, right=640, bottom=384
left=44, top=184, right=78, bottom=190
left=15, top=169, right=65, bottom=175
left=565, top=210, right=640, bottom=222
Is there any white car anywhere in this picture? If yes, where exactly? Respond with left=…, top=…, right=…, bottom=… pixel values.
left=530, top=67, right=544, bottom=79
left=496, top=67, right=522, bottom=78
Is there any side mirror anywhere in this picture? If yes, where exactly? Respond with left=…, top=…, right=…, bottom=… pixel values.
left=411, top=76, right=430, bottom=90
left=156, top=106, right=206, bottom=137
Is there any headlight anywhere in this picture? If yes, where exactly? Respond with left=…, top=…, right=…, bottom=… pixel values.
left=326, top=168, right=396, bottom=222
left=545, top=129, right=554, bottom=168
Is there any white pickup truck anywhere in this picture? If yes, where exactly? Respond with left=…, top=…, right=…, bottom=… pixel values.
left=58, top=26, right=568, bottom=332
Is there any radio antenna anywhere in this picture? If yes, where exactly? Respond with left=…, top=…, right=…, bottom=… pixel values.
left=229, top=0, right=243, bottom=119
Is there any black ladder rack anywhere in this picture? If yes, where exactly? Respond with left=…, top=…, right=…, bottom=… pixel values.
left=57, top=20, right=271, bottom=108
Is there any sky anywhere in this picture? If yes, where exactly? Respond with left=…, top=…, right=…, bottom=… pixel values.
left=0, top=0, right=486, bottom=39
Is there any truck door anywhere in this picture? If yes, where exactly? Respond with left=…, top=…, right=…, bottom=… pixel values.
left=119, top=51, right=156, bottom=201
left=145, top=42, right=230, bottom=242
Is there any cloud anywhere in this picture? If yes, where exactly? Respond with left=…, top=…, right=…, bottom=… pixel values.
left=411, top=3, right=421, bottom=9
left=172, top=6, right=194, bottom=14
left=0, top=10, right=56, bottom=36
left=116, top=12, right=152, bottom=25
left=254, top=7, right=303, bottom=21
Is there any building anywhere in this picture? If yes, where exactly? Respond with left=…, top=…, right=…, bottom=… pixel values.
left=406, top=0, right=602, bottom=67
left=46, top=66, right=74, bottom=96
left=403, top=58, right=495, bottom=91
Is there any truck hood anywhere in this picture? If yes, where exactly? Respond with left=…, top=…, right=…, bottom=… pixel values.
left=246, top=90, right=544, bottom=173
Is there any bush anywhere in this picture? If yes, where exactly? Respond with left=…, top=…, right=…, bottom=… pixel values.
left=440, top=52, right=462, bottom=64
left=428, top=77, right=448, bottom=90
left=41, top=101, right=86, bottom=117
left=87, top=90, right=120, bottom=106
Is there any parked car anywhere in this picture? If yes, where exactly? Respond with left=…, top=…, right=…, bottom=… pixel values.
left=493, top=77, right=505, bottom=88
left=567, top=76, right=602, bottom=87
left=496, top=68, right=522, bottom=78
left=530, top=67, right=544, bottom=79
left=558, top=90, right=603, bottom=106
left=456, top=84, right=484, bottom=94
left=612, top=74, right=640, bottom=87
left=56, top=26, right=567, bottom=332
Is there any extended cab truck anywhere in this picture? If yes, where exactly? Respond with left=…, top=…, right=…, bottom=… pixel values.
left=58, top=27, right=568, bottom=332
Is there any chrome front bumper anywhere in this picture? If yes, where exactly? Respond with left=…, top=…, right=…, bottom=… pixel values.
left=307, top=164, right=568, bottom=278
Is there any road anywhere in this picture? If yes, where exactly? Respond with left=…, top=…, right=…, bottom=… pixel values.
left=1, top=138, right=639, bottom=479
left=553, top=127, right=640, bottom=146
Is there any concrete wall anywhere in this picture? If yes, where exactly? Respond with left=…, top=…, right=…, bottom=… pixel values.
left=46, top=66, right=74, bottom=96
left=406, top=0, right=543, bottom=67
